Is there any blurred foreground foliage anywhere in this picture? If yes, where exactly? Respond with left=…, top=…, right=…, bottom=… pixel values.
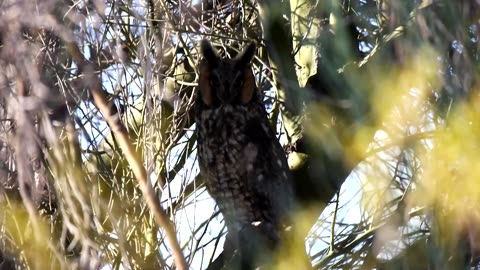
left=0, top=0, right=479, bottom=269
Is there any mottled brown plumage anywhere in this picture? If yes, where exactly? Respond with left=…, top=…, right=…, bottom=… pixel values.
left=195, top=40, right=294, bottom=269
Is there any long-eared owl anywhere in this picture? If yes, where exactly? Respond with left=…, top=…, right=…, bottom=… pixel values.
left=195, top=40, right=294, bottom=267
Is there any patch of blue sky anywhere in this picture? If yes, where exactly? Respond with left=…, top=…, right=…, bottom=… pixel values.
left=369, top=18, right=379, bottom=27
left=359, top=41, right=374, bottom=53
left=307, top=169, right=364, bottom=263
left=159, top=176, right=225, bottom=269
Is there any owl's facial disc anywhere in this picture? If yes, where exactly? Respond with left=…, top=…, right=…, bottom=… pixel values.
left=213, top=68, right=239, bottom=105
left=231, top=72, right=244, bottom=93
left=198, top=39, right=257, bottom=107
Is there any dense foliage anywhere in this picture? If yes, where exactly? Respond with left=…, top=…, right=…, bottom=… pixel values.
left=0, top=0, right=479, bottom=269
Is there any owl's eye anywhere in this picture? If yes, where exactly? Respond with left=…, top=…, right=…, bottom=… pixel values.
left=232, top=78, right=244, bottom=89
left=209, top=75, right=220, bottom=87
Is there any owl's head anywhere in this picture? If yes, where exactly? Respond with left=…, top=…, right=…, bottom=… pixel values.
left=197, top=40, right=257, bottom=108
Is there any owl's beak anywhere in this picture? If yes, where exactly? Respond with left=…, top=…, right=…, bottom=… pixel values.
left=218, top=92, right=234, bottom=104
left=216, top=86, right=236, bottom=105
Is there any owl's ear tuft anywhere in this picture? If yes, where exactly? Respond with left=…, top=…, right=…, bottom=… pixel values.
left=200, top=39, right=218, bottom=65
left=235, top=42, right=256, bottom=67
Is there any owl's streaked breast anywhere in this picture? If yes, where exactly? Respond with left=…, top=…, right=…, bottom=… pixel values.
left=196, top=105, right=265, bottom=228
